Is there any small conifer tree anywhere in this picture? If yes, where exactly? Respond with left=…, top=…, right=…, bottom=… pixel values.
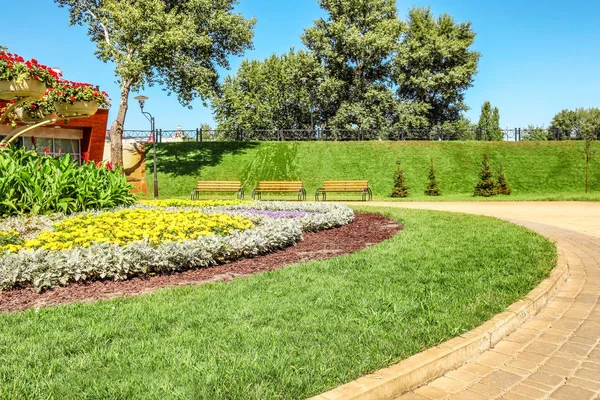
left=391, top=158, right=409, bottom=197
left=496, top=162, right=512, bottom=195
left=424, top=159, right=441, bottom=196
left=474, top=153, right=498, bottom=197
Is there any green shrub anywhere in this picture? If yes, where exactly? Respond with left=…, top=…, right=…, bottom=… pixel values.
left=496, top=162, right=512, bottom=195
left=424, top=159, right=441, bottom=196
left=0, top=145, right=135, bottom=216
left=391, top=158, right=409, bottom=197
left=474, top=153, right=498, bottom=197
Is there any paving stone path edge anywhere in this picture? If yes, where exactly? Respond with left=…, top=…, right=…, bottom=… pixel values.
left=309, top=237, right=569, bottom=400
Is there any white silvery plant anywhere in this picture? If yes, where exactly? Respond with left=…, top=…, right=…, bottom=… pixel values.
left=0, top=202, right=355, bottom=292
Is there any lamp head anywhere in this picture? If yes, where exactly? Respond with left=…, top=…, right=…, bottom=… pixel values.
left=134, top=95, right=149, bottom=110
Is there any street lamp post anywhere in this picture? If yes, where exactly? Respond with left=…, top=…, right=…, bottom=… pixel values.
left=134, top=95, right=158, bottom=198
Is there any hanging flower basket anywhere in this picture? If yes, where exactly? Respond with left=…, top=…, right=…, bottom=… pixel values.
left=54, top=100, right=99, bottom=117
left=15, top=107, right=48, bottom=123
left=0, top=79, right=47, bottom=101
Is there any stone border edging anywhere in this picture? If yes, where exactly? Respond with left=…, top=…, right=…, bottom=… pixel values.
left=309, top=248, right=569, bottom=400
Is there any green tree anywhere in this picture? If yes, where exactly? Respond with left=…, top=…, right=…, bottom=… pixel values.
left=496, top=162, right=511, bottom=195
left=474, top=153, right=498, bottom=196
left=302, top=0, right=404, bottom=130
left=394, top=7, right=480, bottom=126
left=522, top=125, right=549, bottom=141
left=391, top=158, right=409, bottom=197
left=582, top=133, right=597, bottom=193
left=478, top=102, right=503, bottom=141
left=424, top=159, right=441, bottom=196
left=211, top=50, right=324, bottom=135
left=549, top=108, right=600, bottom=140
left=55, top=0, right=255, bottom=167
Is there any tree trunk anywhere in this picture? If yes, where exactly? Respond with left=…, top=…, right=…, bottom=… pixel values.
left=109, top=82, right=131, bottom=169
left=586, top=160, right=589, bottom=193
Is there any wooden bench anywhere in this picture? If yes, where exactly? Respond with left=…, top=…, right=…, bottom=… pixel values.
left=252, top=181, right=306, bottom=201
left=190, top=181, right=244, bottom=200
left=315, top=180, right=372, bottom=201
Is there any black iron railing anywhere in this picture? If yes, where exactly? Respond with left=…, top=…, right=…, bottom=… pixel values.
left=106, top=127, right=600, bottom=142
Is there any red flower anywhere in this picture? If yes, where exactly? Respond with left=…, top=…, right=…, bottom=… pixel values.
left=31, top=136, right=37, bottom=146
left=43, top=147, right=50, bottom=154
left=81, top=151, right=90, bottom=163
left=105, top=161, right=113, bottom=171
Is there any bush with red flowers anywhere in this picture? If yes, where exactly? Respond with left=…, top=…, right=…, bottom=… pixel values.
left=48, top=81, right=110, bottom=108
left=18, top=89, right=58, bottom=120
left=0, top=51, right=61, bottom=87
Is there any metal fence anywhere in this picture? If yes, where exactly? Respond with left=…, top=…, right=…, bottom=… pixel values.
left=108, top=127, right=600, bottom=142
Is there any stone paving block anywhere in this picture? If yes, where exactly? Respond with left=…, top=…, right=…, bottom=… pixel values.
left=445, top=370, right=479, bottom=384
left=567, top=377, right=600, bottom=391
left=589, top=349, right=600, bottom=359
left=428, top=377, right=467, bottom=394
left=479, top=370, right=523, bottom=390
left=447, top=390, right=487, bottom=400
left=513, top=351, right=548, bottom=365
left=570, top=335, right=598, bottom=346
left=500, top=392, right=530, bottom=400
left=576, top=322, right=600, bottom=338
left=545, top=327, right=573, bottom=338
left=414, top=385, right=449, bottom=399
left=523, top=341, right=560, bottom=356
left=456, top=363, right=494, bottom=378
left=538, top=333, right=569, bottom=345
left=538, top=364, right=572, bottom=377
left=558, top=342, right=593, bottom=357
left=499, top=365, right=531, bottom=377
left=580, top=360, right=600, bottom=370
left=509, top=383, right=548, bottom=400
left=472, top=351, right=513, bottom=369
left=528, top=371, right=566, bottom=388
left=574, top=368, right=600, bottom=382
left=564, top=309, right=592, bottom=319
left=492, top=341, right=528, bottom=356
left=552, top=317, right=585, bottom=331
left=522, top=319, right=554, bottom=331
left=549, top=384, right=596, bottom=400
left=546, top=356, right=581, bottom=370
left=506, top=358, right=540, bottom=371
left=467, top=383, right=504, bottom=398
left=520, top=379, right=554, bottom=392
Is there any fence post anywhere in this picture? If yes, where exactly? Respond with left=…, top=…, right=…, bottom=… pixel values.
left=196, top=128, right=200, bottom=142
left=159, top=129, right=163, bottom=143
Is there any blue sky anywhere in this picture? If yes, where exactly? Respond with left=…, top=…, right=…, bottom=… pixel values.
left=1, top=0, right=599, bottom=131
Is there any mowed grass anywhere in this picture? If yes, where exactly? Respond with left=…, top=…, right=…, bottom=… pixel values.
left=0, top=208, right=556, bottom=399
left=143, top=141, right=600, bottom=199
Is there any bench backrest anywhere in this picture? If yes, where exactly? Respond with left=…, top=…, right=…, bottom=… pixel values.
left=195, top=181, right=242, bottom=190
left=322, top=180, right=369, bottom=189
left=258, top=181, right=304, bottom=189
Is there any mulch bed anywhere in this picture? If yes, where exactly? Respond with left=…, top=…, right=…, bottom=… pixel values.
left=0, top=213, right=402, bottom=313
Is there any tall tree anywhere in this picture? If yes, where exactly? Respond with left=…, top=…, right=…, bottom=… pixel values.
left=478, top=101, right=503, bottom=141
left=394, top=7, right=480, bottom=126
left=302, top=0, right=404, bottom=130
left=55, top=0, right=255, bottom=167
left=211, top=50, right=325, bottom=135
left=549, top=108, right=600, bottom=140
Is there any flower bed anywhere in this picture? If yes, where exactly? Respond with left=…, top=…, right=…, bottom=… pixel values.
left=0, top=202, right=354, bottom=291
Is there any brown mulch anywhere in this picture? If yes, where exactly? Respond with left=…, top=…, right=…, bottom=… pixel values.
left=0, top=213, right=402, bottom=313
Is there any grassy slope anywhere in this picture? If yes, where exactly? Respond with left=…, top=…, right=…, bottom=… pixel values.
left=0, top=208, right=556, bottom=399
left=144, top=141, right=600, bottom=200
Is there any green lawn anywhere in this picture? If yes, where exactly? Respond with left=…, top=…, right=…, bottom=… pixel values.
left=0, top=207, right=556, bottom=399
left=142, top=141, right=600, bottom=200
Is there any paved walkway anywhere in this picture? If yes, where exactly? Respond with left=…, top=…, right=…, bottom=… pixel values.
left=366, top=202, right=600, bottom=400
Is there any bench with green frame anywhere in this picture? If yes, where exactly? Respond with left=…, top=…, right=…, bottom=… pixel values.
left=190, top=181, right=244, bottom=200
left=252, top=181, right=307, bottom=201
left=315, top=180, right=372, bottom=201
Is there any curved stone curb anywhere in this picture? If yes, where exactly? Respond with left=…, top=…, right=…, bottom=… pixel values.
left=309, top=248, right=569, bottom=400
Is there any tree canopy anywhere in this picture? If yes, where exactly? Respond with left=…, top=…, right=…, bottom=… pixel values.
left=211, top=0, right=480, bottom=134
left=549, top=108, right=600, bottom=140
left=55, top=0, right=255, bottom=166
